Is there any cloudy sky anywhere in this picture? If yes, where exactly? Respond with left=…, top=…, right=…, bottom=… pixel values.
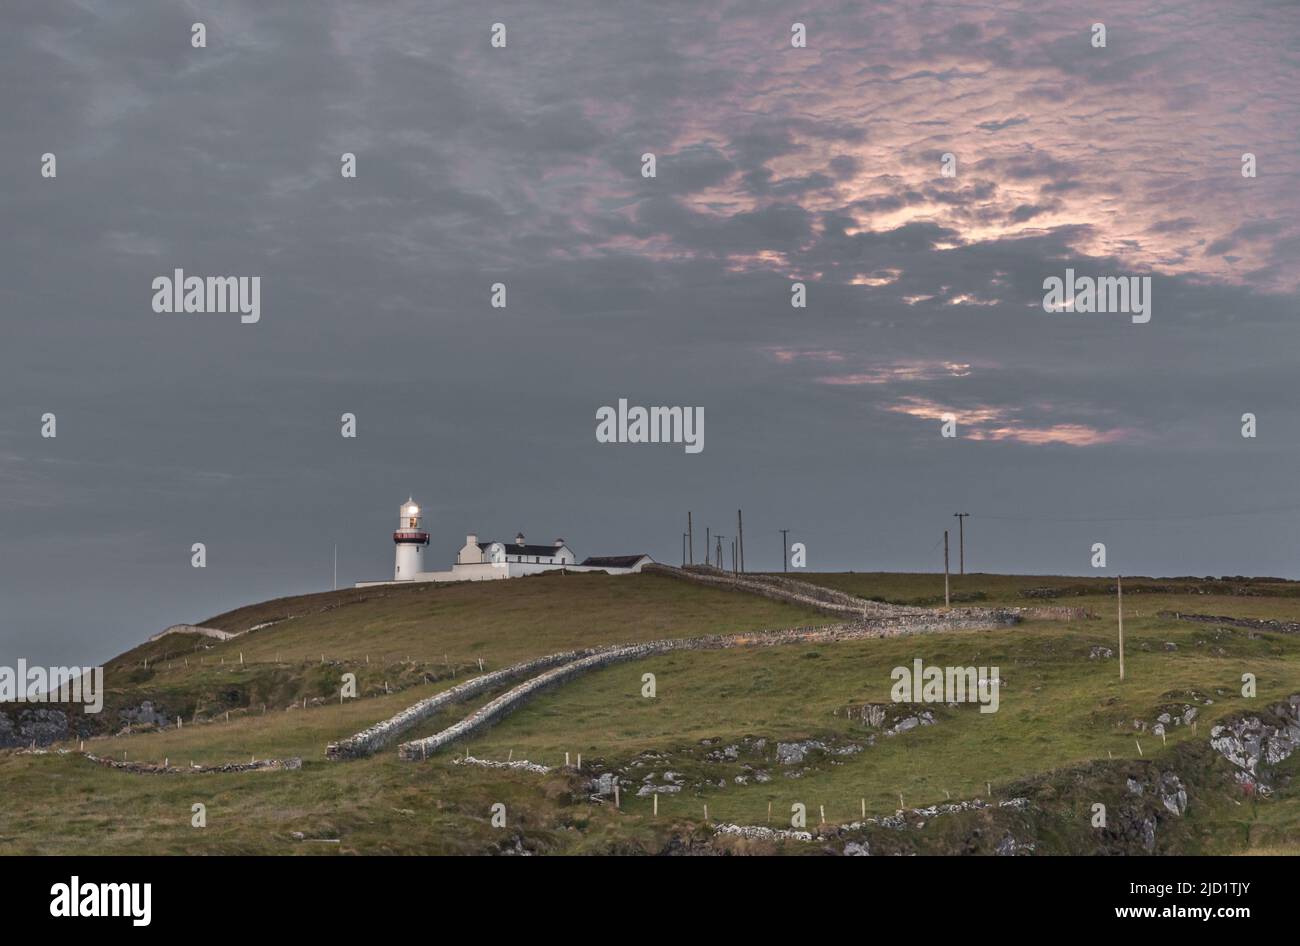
left=2, top=1, right=1298, bottom=666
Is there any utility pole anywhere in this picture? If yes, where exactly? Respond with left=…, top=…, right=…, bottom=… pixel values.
left=731, top=538, right=737, bottom=575
left=1117, top=575, right=1125, bottom=682
left=943, top=530, right=950, bottom=607
left=780, top=529, right=789, bottom=573
left=706, top=527, right=711, bottom=567
left=953, top=513, right=969, bottom=575
left=715, top=535, right=723, bottom=569
left=737, top=509, right=745, bottom=573
left=333, top=544, right=337, bottom=591
left=687, top=512, right=694, bottom=566
left=682, top=532, right=687, bottom=567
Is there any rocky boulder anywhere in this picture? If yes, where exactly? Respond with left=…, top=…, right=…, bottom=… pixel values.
left=1208, top=695, right=1300, bottom=791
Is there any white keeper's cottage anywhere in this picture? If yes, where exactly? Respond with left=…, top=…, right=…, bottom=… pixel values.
left=356, top=497, right=652, bottom=586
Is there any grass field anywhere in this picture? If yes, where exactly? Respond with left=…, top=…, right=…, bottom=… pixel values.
left=1, top=571, right=1297, bottom=854
left=117, top=570, right=829, bottom=679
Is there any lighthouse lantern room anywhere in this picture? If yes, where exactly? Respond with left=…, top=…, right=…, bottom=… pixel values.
left=393, top=497, right=429, bottom=580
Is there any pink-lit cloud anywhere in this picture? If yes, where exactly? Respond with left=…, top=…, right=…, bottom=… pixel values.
left=766, top=348, right=847, bottom=364
left=813, top=361, right=973, bottom=385
left=882, top=396, right=1138, bottom=447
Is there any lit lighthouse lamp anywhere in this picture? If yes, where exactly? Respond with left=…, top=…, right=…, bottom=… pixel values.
left=393, top=497, right=430, bottom=580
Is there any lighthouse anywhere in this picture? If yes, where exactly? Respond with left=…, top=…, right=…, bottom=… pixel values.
left=354, top=498, right=654, bottom=588
left=393, top=497, right=429, bottom=580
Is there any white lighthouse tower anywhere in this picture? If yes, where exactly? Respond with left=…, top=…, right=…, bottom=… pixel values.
left=393, top=497, right=429, bottom=580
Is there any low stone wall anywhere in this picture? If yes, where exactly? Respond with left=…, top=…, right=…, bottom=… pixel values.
left=647, top=564, right=1020, bottom=628
left=14, top=747, right=301, bottom=774
left=1159, top=611, right=1300, bottom=635
left=325, top=649, right=603, bottom=759
left=647, top=564, right=871, bottom=618
left=452, top=755, right=552, bottom=774
left=83, top=754, right=303, bottom=774
left=714, top=823, right=814, bottom=843
left=399, top=644, right=666, bottom=760
left=394, top=617, right=1015, bottom=761
left=715, top=795, right=1033, bottom=847
left=1011, top=606, right=1093, bottom=621
left=147, top=624, right=237, bottom=643
left=742, top=572, right=900, bottom=612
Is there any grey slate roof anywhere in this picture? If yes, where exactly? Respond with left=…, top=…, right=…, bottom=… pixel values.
left=479, top=541, right=568, bottom=557
left=579, top=555, right=650, bottom=568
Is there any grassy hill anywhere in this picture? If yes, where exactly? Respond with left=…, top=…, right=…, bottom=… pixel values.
left=1, top=571, right=1297, bottom=855
left=86, top=571, right=826, bottom=733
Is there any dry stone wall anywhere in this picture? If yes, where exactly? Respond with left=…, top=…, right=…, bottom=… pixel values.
left=325, top=649, right=601, bottom=759
left=646, top=563, right=873, bottom=618
left=645, top=563, right=1021, bottom=627
left=1160, top=611, right=1300, bottom=635
left=1010, top=606, right=1093, bottom=621
left=147, top=624, right=236, bottom=643
left=741, top=572, right=900, bottom=611
left=393, top=615, right=1016, bottom=760
left=15, top=747, right=301, bottom=774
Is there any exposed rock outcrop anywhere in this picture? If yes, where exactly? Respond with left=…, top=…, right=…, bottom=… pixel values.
left=0, top=708, right=70, bottom=748
left=1208, top=696, right=1300, bottom=792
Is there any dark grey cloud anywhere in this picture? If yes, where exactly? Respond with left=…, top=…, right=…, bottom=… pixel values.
left=976, top=116, right=1030, bottom=132
left=1, top=0, right=1298, bottom=668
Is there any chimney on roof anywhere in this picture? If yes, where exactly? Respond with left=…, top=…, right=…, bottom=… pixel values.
left=554, top=538, right=565, bottom=548
left=515, top=532, right=526, bottom=547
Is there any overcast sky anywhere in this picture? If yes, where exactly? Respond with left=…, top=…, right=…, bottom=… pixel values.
left=2, top=1, right=1298, bottom=667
